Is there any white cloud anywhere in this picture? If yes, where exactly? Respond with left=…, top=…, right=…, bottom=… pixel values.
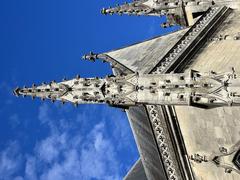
left=0, top=103, right=138, bottom=180
left=36, top=134, right=63, bottom=163
left=34, top=121, right=121, bottom=180
left=80, top=122, right=121, bottom=180
left=20, top=104, right=124, bottom=180
left=25, top=156, right=37, bottom=180
left=0, top=142, right=22, bottom=180
left=39, top=149, right=82, bottom=180
left=38, top=103, right=51, bottom=124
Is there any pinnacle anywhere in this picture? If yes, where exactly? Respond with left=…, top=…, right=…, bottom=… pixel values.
left=100, top=1, right=152, bottom=16
left=14, top=71, right=240, bottom=108
left=73, top=102, right=79, bottom=107
left=13, top=80, right=68, bottom=101
left=13, top=87, right=20, bottom=97
left=101, top=8, right=107, bottom=15
left=76, top=74, right=80, bottom=79
left=82, top=52, right=98, bottom=61
left=99, top=0, right=190, bottom=26
left=13, top=75, right=107, bottom=106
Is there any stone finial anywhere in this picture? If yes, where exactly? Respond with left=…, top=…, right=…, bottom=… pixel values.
left=82, top=52, right=98, bottom=61
left=190, top=153, right=208, bottom=163
left=13, top=87, right=21, bottom=97
left=101, top=1, right=154, bottom=17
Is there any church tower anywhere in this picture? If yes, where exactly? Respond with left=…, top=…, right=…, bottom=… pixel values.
left=14, top=0, right=240, bottom=179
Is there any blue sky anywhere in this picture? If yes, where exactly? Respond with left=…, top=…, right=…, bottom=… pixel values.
left=0, top=1, right=178, bottom=179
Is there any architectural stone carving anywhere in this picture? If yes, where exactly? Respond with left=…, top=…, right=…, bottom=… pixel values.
left=14, top=0, right=240, bottom=179
left=14, top=70, right=240, bottom=108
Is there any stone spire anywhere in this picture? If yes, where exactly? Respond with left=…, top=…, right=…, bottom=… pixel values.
left=13, top=69, right=240, bottom=108
left=101, top=1, right=155, bottom=16
left=101, top=0, right=188, bottom=26
left=13, top=76, right=107, bottom=106
left=100, top=0, right=239, bottom=26
left=13, top=74, right=137, bottom=107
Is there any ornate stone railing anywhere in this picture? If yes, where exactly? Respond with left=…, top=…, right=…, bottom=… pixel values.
left=147, top=105, right=181, bottom=180
left=149, top=6, right=231, bottom=74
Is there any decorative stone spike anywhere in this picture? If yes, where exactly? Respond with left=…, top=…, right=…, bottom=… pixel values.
left=74, top=102, right=78, bottom=107
left=76, top=75, right=80, bottom=79
left=13, top=70, right=240, bottom=108
left=100, top=0, right=216, bottom=26
left=82, top=52, right=98, bottom=61
left=101, top=8, right=106, bottom=15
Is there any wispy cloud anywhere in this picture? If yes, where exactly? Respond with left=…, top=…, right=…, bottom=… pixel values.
left=0, top=142, right=22, bottom=180
left=25, top=156, right=37, bottom=180
left=33, top=122, right=120, bottom=180
left=0, top=102, right=138, bottom=180
left=36, top=133, right=67, bottom=164
left=80, top=122, right=120, bottom=180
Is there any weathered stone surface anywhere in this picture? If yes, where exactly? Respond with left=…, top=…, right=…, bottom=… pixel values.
left=124, top=159, right=148, bottom=180
left=101, top=0, right=240, bottom=26
left=127, top=106, right=167, bottom=180
left=175, top=9, right=240, bottom=180
left=14, top=0, right=240, bottom=179
left=106, top=29, right=189, bottom=74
